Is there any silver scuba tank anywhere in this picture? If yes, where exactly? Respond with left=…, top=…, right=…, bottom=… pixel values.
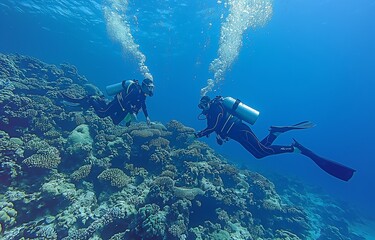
left=222, top=96, right=260, bottom=125
left=105, top=80, right=134, bottom=96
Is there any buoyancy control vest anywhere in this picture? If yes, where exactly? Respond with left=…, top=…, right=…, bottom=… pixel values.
left=106, top=80, right=139, bottom=126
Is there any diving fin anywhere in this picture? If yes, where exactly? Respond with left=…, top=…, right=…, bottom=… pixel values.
left=60, top=92, right=88, bottom=103
left=293, top=139, right=356, bottom=181
left=270, top=121, right=316, bottom=134
left=60, top=92, right=92, bottom=108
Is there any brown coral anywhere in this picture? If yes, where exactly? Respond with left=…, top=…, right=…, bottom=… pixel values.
left=149, top=148, right=171, bottom=164
left=98, top=168, right=129, bottom=188
left=60, top=84, right=87, bottom=99
left=165, top=120, right=195, bottom=148
left=32, top=115, right=54, bottom=133
left=22, top=146, right=61, bottom=169
left=171, top=148, right=203, bottom=163
left=130, top=129, right=154, bottom=142
left=71, top=164, right=92, bottom=181
left=148, top=137, right=170, bottom=149
left=153, top=176, right=175, bottom=190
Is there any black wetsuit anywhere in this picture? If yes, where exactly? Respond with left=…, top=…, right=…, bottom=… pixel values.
left=92, top=81, right=148, bottom=125
left=196, top=98, right=294, bottom=159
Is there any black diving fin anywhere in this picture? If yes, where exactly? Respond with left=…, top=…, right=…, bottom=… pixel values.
left=270, top=121, right=316, bottom=134
left=60, top=92, right=92, bottom=108
left=293, top=139, right=356, bottom=181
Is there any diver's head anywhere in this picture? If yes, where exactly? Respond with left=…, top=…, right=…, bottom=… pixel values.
left=198, top=95, right=211, bottom=112
left=141, top=78, right=154, bottom=97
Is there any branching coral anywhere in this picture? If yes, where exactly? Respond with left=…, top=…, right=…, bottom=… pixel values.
left=22, top=146, right=61, bottom=169
left=32, top=115, right=54, bottom=133
left=55, top=188, right=97, bottom=229
left=130, top=129, right=154, bottom=141
left=0, top=54, right=24, bottom=78
left=24, top=137, right=52, bottom=155
left=154, top=176, right=175, bottom=190
left=71, top=165, right=92, bottom=181
left=171, top=148, right=203, bottom=163
left=63, top=206, right=128, bottom=240
left=149, top=148, right=171, bottom=165
left=147, top=177, right=175, bottom=205
left=148, top=137, right=170, bottom=149
left=165, top=120, right=195, bottom=148
left=124, top=163, right=148, bottom=180
left=167, top=200, right=191, bottom=239
left=135, top=204, right=167, bottom=238
left=97, top=168, right=129, bottom=188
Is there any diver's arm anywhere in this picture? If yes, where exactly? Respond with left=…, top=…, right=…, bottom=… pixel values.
left=196, top=105, right=224, bottom=138
left=141, top=100, right=152, bottom=125
left=141, top=100, right=149, bottom=118
left=195, top=127, right=214, bottom=138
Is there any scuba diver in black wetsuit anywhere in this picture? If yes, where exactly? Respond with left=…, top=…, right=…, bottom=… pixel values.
left=62, top=78, right=154, bottom=126
left=194, top=96, right=356, bottom=181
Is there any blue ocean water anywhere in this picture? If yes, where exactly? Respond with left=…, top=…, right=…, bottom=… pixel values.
left=1, top=0, right=375, bottom=237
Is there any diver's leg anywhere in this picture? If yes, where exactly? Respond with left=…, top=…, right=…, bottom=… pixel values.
left=92, top=98, right=117, bottom=118
left=260, top=133, right=278, bottom=146
left=230, top=124, right=294, bottom=159
left=110, top=110, right=127, bottom=125
left=93, top=98, right=129, bottom=125
left=60, top=93, right=92, bottom=108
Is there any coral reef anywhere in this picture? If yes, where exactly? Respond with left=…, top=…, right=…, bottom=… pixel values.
left=0, top=54, right=366, bottom=240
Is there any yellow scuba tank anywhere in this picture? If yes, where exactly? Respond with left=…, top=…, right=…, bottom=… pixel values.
left=105, top=80, right=135, bottom=96
left=222, top=96, right=260, bottom=125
